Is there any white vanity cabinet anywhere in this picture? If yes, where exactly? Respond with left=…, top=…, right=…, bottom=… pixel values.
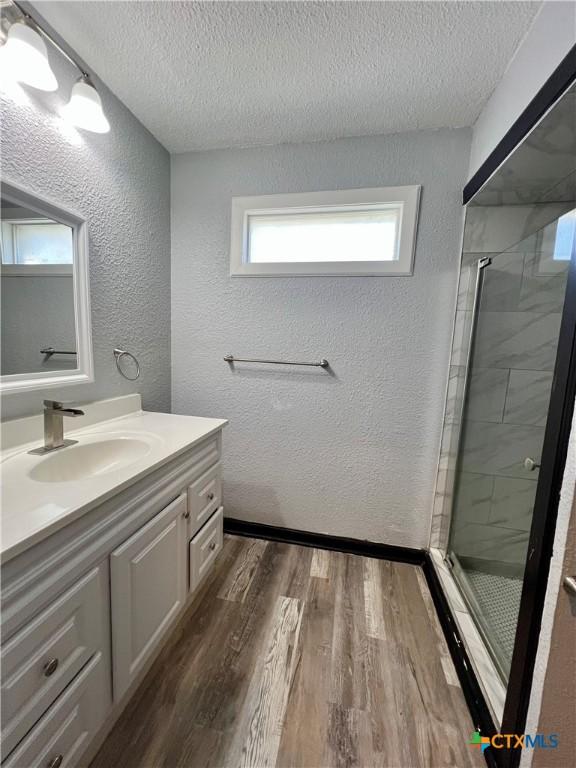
left=1, top=424, right=225, bottom=768
left=3, top=654, right=111, bottom=768
left=1, top=563, right=110, bottom=758
left=110, top=493, right=188, bottom=700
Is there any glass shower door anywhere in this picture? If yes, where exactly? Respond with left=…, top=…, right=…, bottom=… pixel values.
left=447, top=211, right=573, bottom=680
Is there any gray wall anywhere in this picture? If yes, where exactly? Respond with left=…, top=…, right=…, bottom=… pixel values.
left=171, top=129, right=471, bottom=548
left=1, top=275, right=75, bottom=375
left=0, top=38, right=171, bottom=419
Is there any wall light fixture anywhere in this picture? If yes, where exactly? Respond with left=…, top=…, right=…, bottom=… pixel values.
left=0, top=1, right=110, bottom=134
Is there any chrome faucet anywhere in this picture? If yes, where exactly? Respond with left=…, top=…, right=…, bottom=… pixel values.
left=28, top=400, right=85, bottom=455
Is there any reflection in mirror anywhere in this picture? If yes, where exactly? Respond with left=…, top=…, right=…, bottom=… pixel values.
left=1, top=200, right=76, bottom=375
left=0, top=182, right=93, bottom=394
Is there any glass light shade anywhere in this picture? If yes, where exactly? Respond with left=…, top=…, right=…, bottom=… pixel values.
left=0, top=21, right=58, bottom=91
left=62, top=79, right=110, bottom=133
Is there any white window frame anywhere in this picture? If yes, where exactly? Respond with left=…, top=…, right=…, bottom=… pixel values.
left=230, top=185, right=421, bottom=277
left=1, top=218, right=74, bottom=274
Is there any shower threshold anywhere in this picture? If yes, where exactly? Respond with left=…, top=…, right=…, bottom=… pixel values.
left=429, top=548, right=507, bottom=727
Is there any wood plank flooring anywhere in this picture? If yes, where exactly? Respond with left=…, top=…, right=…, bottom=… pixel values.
left=90, top=536, right=484, bottom=768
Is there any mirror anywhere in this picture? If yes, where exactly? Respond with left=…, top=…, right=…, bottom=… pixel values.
left=0, top=181, right=93, bottom=394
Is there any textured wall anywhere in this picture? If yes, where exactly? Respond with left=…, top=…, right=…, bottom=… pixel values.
left=1, top=41, right=171, bottom=419
left=171, top=129, right=471, bottom=548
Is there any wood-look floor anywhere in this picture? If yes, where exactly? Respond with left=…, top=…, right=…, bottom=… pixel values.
left=91, top=536, right=484, bottom=768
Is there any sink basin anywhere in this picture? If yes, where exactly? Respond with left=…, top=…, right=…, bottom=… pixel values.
left=28, top=436, right=155, bottom=483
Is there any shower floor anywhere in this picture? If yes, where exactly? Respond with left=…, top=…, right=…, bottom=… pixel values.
left=464, top=569, right=523, bottom=669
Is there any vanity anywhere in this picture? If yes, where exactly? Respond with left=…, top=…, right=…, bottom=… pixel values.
left=0, top=170, right=228, bottom=766
left=0, top=395, right=227, bottom=767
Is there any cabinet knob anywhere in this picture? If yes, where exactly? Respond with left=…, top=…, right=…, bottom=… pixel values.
left=207, top=492, right=215, bottom=501
left=563, top=576, right=576, bottom=596
left=209, top=542, right=216, bottom=551
left=183, top=511, right=190, bottom=520
left=43, top=658, right=59, bottom=677
left=47, top=755, right=63, bottom=768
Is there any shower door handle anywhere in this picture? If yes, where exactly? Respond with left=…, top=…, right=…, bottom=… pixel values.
left=523, top=457, right=541, bottom=472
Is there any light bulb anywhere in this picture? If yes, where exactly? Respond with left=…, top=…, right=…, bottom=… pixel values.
left=61, top=78, right=110, bottom=134
left=0, top=21, right=58, bottom=91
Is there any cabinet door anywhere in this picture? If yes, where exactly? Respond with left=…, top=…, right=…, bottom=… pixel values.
left=110, top=494, right=187, bottom=701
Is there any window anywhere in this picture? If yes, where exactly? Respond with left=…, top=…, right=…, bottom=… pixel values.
left=534, top=208, right=575, bottom=276
left=230, top=186, right=421, bottom=276
left=553, top=209, right=575, bottom=261
left=1, top=220, right=73, bottom=266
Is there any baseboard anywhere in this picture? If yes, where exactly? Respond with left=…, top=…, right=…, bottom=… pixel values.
left=223, top=517, right=426, bottom=565
left=423, top=552, right=500, bottom=768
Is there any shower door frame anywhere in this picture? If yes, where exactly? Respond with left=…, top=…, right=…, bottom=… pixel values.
left=500, top=242, right=576, bottom=764
left=456, top=44, right=576, bottom=768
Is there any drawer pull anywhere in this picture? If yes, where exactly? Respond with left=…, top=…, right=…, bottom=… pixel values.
left=43, top=658, right=59, bottom=677
left=209, top=542, right=216, bottom=551
left=47, top=755, right=63, bottom=768
left=207, top=492, right=215, bottom=501
left=183, top=511, right=190, bottom=520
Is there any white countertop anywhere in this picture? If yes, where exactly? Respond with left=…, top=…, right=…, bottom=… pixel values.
left=1, top=404, right=227, bottom=564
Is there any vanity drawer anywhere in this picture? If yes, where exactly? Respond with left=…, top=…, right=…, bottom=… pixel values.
left=3, top=652, right=110, bottom=768
left=189, top=507, right=223, bottom=593
left=1, top=564, right=107, bottom=757
left=187, top=462, right=222, bottom=538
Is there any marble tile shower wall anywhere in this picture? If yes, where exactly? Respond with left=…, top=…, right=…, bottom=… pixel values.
left=430, top=205, right=572, bottom=564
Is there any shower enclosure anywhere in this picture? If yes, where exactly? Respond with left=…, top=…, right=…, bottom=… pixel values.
left=446, top=209, right=574, bottom=680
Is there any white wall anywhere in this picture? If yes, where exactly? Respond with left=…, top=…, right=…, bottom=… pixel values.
left=469, top=0, right=576, bottom=177
left=171, top=129, right=471, bottom=548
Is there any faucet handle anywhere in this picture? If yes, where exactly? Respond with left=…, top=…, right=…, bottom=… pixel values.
left=43, top=400, right=85, bottom=416
left=43, top=399, right=64, bottom=410
left=43, top=399, right=82, bottom=409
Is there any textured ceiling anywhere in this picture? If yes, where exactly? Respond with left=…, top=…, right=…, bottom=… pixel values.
left=35, top=1, right=541, bottom=154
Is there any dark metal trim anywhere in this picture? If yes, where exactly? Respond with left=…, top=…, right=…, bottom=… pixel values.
left=423, top=554, right=499, bottom=768
left=223, top=517, right=426, bottom=565
left=500, top=245, right=576, bottom=768
left=463, top=44, right=576, bottom=204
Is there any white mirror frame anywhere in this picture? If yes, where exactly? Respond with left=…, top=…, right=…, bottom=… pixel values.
left=0, top=180, right=93, bottom=394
